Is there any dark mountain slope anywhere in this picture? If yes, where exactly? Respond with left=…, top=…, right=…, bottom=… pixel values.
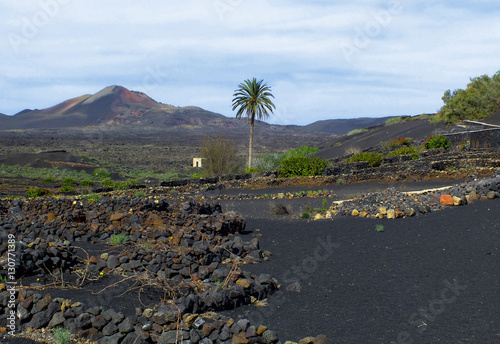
left=317, top=117, right=449, bottom=160
left=303, top=117, right=391, bottom=135
left=481, top=110, right=500, bottom=125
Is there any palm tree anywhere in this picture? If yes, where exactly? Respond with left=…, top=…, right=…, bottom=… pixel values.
left=232, top=78, right=276, bottom=169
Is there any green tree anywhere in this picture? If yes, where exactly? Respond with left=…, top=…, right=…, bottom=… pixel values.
left=437, top=71, right=500, bottom=124
left=232, top=78, right=276, bottom=168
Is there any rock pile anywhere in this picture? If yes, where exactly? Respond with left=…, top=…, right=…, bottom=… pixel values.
left=1, top=288, right=286, bottom=344
left=324, top=148, right=500, bottom=183
left=0, top=196, right=290, bottom=344
left=326, top=173, right=500, bottom=219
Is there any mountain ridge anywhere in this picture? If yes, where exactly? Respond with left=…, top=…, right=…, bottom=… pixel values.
left=0, top=85, right=395, bottom=135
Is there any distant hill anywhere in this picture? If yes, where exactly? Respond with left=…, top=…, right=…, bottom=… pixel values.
left=0, top=86, right=244, bottom=130
left=302, top=117, right=391, bottom=135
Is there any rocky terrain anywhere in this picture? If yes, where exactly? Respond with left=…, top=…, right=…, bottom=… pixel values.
left=0, top=195, right=281, bottom=344
left=1, top=151, right=499, bottom=343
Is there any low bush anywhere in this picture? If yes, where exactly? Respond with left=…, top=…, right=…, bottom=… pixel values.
left=200, top=136, right=244, bottom=177
left=134, top=191, right=147, bottom=198
left=387, top=146, right=420, bottom=160
left=245, top=168, right=260, bottom=174
left=80, top=180, right=94, bottom=186
left=252, top=152, right=284, bottom=172
left=93, top=168, right=111, bottom=179
left=424, top=135, right=451, bottom=149
left=53, top=326, right=71, bottom=344
left=278, top=156, right=328, bottom=177
left=82, top=193, right=101, bottom=203
left=383, top=137, right=413, bottom=150
left=63, top=177, right=78, bottom=185
left=110, top=233, right=128, bottom=245
left=59, top=185, right=75, bottom=193
left=42, top=177, right=56, bottom=184
left=252, top=146, right=319, bottom=173
left=346, top=128, right=368, bottom=136
left=283, top=146, right=319, bottom=158
left=101, top=178, right=114, bottom=187
left=345, top=152, right=384, bottom=167
left=385, top=117, right=403, bottom=125
left=28, top=187, right=51, bottom=198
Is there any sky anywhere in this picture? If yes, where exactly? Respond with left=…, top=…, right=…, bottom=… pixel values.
left=1, top=1, right=499, bottom=126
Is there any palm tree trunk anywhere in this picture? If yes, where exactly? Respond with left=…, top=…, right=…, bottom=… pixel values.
left=248, top=122, right=254, bottom=169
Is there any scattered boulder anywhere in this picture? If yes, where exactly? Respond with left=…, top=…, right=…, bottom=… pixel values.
left=440, top=195, right=454, bottom=206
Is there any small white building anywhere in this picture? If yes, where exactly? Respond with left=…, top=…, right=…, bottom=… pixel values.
left=193, top=158, right=204, bottom=168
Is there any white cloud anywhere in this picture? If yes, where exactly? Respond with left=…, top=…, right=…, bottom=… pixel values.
left=0, top=0, right=498, bottom=124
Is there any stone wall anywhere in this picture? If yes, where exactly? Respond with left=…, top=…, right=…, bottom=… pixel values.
left=0, top=197, right=284, bottom=344
left=445, top=128, right=500, bottom=148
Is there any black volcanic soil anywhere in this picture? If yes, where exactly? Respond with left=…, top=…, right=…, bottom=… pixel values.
left=219, top=197, right=500, bottom=343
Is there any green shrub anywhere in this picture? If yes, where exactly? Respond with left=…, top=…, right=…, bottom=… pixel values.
left=385, top=117, right=403, bottom=125
left=191, top=173, right=202, bottom=179
left=424, top=135, right=451, bottom=149
left=93, top=168, right=111, bottom=179
left=337, top=178, right=345, bottom=185
left=278, top=156, right=328, bottom=177
left=283, top=146, right=319, bottom=158
left=82, top=193, right=101, bottom=203
left=346, top=128, right=368, bottom=136
left=376, top=224, right=385, bottom=232
left=101, top=178, right=114, bottom=187
left=388, top=146, right=420, bottom=160
left=250, top=146, right=320, bottom=173
left=345, top=152, right=384, bottom=167
left=110, top=233, right=128, bottom=245
left=63, top=177, right=78, bottom=185
left=252, top=152, right=285, bottom=172
left=383, top=137, right=413, bottom=150
left=322, top=198, right=328, bottom=211
left=113, top=181, right=129, bottom=190
left=28, top=187, right=51, bottom=198
left=80, top=180, right=94, bottom=186
left=42, top=177, right=56, bottom=184
left=59, top=185, right=75, bottom=193
left=52, top=326, right=71, bottom=344
left=301, top=212, right=311, bottom=219
left=134, top=191, right=147, bottom=198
